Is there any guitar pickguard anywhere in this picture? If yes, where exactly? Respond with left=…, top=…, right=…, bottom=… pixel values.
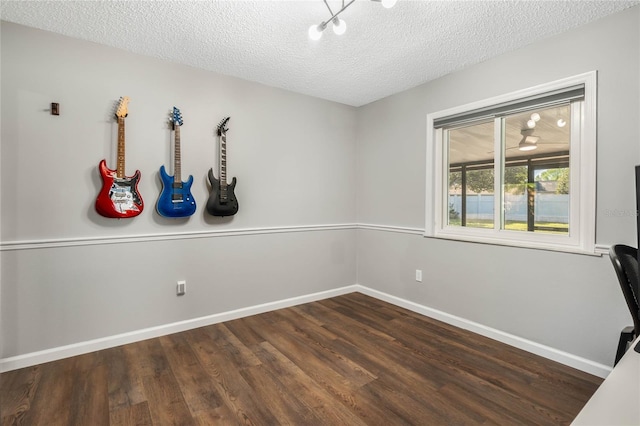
left=96, top=160, right=144, bottom=218
left=109, top=179, right=140, bottom=213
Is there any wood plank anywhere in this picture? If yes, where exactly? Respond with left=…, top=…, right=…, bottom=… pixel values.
left=0, top=293, right=602, bottom=425
left=272, top=308, right=378, bottom=387
left=121, top=337, right=194, bottom=425
left=239, top=363, right=322, bottom=424
left=185, top=326, right=279, bottom=424
left=13, top=358, right=76, bottom=425
left=341, top=294, right=601, bottom=423
left=141, top=371, right=195, bottom=426
left=66, top=352, right=110, bottom=425
left=103, top=345, right=146, bottom=413
left=238, top=311, right=424, bottom=424
left=159, top=333, right=230, bottom=420
left=0, top=366, right=41, bottom=426
left=109, top=401, right=153, bottom=426
left=252, top=341, right=368, bottom=425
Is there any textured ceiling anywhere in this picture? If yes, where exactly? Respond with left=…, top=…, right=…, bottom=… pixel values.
left=1, top=0, right=638, bottom=106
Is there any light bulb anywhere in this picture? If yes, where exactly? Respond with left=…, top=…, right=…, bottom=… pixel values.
left=527, top=119, right=536, bottom=129
left=308, top=24, right=323, bottom=41
left=557, top=118, right=567, bottom=127
left=530, top=112, right=541, bottom=122
left=333, top=18, right=346, bottom=35
left=381, top=0, right=397, bottom=8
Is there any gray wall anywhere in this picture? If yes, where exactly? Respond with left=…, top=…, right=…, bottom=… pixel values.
left=356, top=6, right=639, bottom=366
left=0, top=22, right=357, bottom=358
left=2, top=6, right=639, bottom=369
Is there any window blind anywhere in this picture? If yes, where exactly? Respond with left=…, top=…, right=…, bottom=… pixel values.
left=434, top=85, right=584, bottom=129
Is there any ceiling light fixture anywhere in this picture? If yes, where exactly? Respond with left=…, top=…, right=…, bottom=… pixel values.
left=308, top=0, right=396, bottom=40
left=332, top=17, right=347, bottom=35
left=518, top=129, right=540, bottom=151
left=308, top=23, right=325, bottom=40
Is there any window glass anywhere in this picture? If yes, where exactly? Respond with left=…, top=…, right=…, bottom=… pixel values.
left=427, top=72, right=596, bottom=254
left=502, top=105, right=570, bottom=234
left=447, top=121, right=495, bottom=229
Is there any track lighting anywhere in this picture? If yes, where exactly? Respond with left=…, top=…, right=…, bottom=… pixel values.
left=308, top=0, right=397, bottom=40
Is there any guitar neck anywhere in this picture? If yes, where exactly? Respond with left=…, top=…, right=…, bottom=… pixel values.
left=116, top=116, right=126, bottom=178
left=220, top=132, right=227, bottom=187
left=174, top=125, right=182, bottom=182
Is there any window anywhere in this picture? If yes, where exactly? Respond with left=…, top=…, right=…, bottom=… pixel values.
left=426, top=72, right=596, bottom=254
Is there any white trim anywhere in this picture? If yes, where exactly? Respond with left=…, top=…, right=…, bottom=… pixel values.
left=354, top=285, right=612, bottom=379
left=579, top=71, right=598, bottom=253
left=428, top=73, right=594, bottom=125
left=425, top=114, right=437, bottom=235
left=0, top=223, right=357, bottom=251
left=0, top=285, right=360, bottom=373
left=1, top=222, right=605, bottom=257
left=356, top=224, right=609, bottom=255
left=423, top=232, right=602, bottom=256
left=357, top=224, right=610, bottom=255
left=0, top=284, right=612, bottom=377
left=0, top=224, right=429, bottom=251
left=425, top=71, right=597, bottom=255
left=493, top=117, right=504, bottom=231
left=356, top=223, right=424, bottom=235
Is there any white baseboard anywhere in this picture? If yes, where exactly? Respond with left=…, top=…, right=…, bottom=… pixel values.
left=0, top=285, right=359, bottom=373
left=0, top=283, right=612, bottom=378
left=354, top=285, right=612, bottom=378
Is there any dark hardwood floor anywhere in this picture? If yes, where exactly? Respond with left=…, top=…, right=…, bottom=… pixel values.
left=1, top=293, right=602, bottom=425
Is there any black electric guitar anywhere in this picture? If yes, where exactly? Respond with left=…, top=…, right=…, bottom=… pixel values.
left=206, top=117, right=239, bottom=216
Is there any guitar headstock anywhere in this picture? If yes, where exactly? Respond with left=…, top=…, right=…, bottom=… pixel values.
left=115, top=96, right=130, bottom=119
left=171, top=107, right=183, bottom=128
left=217, top=116, right=230, bottom=136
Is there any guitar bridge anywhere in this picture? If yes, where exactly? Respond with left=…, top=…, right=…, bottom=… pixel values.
left=172, top=194, right=184, bottom=202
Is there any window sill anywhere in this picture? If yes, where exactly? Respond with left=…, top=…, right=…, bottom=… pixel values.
left=424, top=231, right=600, bottom=257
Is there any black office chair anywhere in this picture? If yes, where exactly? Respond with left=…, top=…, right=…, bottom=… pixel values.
left=609, top=244, right=640, bottom=365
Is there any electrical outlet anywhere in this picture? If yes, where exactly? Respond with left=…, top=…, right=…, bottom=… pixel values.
left=415, top=269, right=423, bottom=282
left=177, top=280, right=186, bottom=296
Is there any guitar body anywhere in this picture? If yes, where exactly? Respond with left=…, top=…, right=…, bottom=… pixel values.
left=156, top=165, right=196, bottom=218
left=96, top=159, right=144, bottom=218
left=206, top=168, right=238, bottom=217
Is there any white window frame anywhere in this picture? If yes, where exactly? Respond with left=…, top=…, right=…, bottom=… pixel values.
left=425, top=72, right=597, bottom=255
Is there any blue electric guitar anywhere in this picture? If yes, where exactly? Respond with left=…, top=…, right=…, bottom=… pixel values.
left=156, top=107, right=196, bottom=218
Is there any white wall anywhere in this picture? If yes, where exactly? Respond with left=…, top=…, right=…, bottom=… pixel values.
left=0, top=22, right=357, bottom=359
left=356, top=6, right=640, bottom=367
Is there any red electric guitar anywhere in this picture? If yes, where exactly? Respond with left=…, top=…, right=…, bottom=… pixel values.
left=95, top=96, right=144, bottom=218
